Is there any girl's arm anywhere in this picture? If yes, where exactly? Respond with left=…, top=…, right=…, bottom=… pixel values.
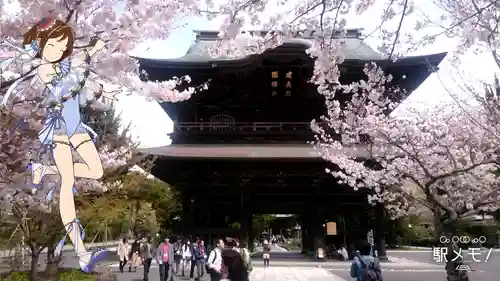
left=71, top=48, right=94, bottom=67
left=37, top=63, right=55, bottom=85
left=72, top=39, right=105, bottom=67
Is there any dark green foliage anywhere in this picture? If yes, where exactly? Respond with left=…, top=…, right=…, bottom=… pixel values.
left=0, top=269, right=100, bottom=281
left=80, top=106, right=136, bottom=150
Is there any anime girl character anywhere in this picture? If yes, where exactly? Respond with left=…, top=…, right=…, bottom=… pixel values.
left=1, top=17, right=120, bottom=273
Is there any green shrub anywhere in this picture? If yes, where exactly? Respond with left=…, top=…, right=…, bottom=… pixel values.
left=58, top=269, right=96, bottom=281
left=0, top=269, right=97, bottom=281
left=0, top=271, right=28, bottom=281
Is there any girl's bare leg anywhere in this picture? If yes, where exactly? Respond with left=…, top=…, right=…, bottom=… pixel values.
left=52, top=134, right=89, bottom=262
left=32, top=132, right=103, bottom=182
left=69, top=133, right=103, bottom=180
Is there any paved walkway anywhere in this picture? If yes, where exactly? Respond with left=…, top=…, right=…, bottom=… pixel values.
left=103, top=265, right=345, bottom=281
left=251, top=267, right=345, bottom=281
left=250, top=250, right=439, bottom=268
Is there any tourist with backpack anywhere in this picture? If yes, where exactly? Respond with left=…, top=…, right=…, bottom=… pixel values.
left=239, top=243, right=252, bottom=281
left=206, top=238, right=224, bottom=281
left=190, top=238, right=206, bottom=281
left=349, top=241, right=383, bottom=281
left=220, top=248, right=248, bottom=281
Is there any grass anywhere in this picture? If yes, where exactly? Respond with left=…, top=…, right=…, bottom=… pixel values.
left=0, top=269, right=98, bottom=281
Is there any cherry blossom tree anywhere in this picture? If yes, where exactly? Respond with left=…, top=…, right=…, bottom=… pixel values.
left=312, top=65, right=500, bottom=225
left=0, top=0, right=204, bottom=102
left=0, top=113, right=134, bottom=278
left=309, top=64, right=500, bottom=281
left=197, top=0, right=500, bottom=214
left=196, top=2, right=500, bottom=280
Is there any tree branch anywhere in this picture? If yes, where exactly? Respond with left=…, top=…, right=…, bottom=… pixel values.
left=65, top=0, right=83, bottom=23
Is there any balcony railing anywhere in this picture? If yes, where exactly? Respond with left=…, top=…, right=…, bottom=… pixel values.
left=174, top=122, right=312, bottom=132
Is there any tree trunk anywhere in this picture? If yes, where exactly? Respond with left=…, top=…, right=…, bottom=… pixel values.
left=44, top=237, right=60, bottom=278
left=29, top=252, right=39, bottom=281
left=128, top=200, right=141, bottom=236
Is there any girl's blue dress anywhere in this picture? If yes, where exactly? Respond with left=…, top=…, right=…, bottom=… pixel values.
left=37, top=53, right=95, bottom=147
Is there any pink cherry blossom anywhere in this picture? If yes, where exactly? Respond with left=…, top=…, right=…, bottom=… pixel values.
left=0, top=0, right=204, bottom=101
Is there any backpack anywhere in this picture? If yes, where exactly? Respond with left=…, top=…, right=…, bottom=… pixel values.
left=205, top=249, right=218, bottom=273
left=193, top=245, right=204, bottom=260
left=241, top=248, right=253, bottom=272
left=357, top=256, right=382, bottom=281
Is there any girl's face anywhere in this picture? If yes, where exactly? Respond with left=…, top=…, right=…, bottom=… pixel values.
left=41, top=35, right=68, bottom=62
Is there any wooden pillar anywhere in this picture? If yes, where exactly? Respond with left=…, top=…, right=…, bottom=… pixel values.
left=300, top=214, right=313, bottom=254
left=374, top=204, right=388, bottom=260
left=248, top=217, right=255, bottom=252
left=240, top=185, right=251, bottom=247
left=311, top=189, right=326, bottom=253
left=182, top=191, right=193, bottom=236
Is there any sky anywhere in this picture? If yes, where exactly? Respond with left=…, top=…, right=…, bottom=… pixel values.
left=2, top=0, right=499, bottom=148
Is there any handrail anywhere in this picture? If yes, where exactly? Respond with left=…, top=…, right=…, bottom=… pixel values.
left=175, top=122, right=311, bottom=128
left=176, top=122, right=310, bottom=125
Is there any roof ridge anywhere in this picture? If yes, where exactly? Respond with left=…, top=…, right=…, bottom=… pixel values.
left=194, top=29, right=364, bottom=41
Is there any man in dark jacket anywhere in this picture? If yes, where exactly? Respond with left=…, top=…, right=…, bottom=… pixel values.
left=190, top=238, right=205, bottom=281
left=140, top=236, right=154, bottom=281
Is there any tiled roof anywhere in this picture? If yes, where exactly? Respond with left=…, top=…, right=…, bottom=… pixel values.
left=140, top=29, right=383, bottom=65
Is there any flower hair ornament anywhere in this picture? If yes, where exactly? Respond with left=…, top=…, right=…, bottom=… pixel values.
left=24, top=40, right=39, bottom=57
left=19, top=16, right=56, bottom=57
left=38, top=16, right=56, bottom=31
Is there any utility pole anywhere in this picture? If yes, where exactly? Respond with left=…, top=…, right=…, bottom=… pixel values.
left=104, top=220, right=108, bottom=244
left=21, top=235, right=25, bottom=266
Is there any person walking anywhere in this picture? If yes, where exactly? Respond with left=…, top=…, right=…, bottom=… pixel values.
left=262, top=240, right=271, bottom=268
left=206, top=239, right=224, bottom=281
left=181, top=240, right=192, bottom=277
left=225, top=237, right=239, bottom=253
left=140, top=236, right=154, bottom=281
left=349, top=240, right=382, bottom=281
left=220, top=248, right=248, bottom=281
left=157, top=236, right=175, bottom=281
left=129, top=238, right=141, bottom=272
left=117, top=237, right=129, bottom=273
left=239, top=243, right=252, bottom=281
left=173, top=237, right=183, bottom=277
left=190, top=238, right=206, bottom=281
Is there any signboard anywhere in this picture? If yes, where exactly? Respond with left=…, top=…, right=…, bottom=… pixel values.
left=326, top=222, right=337, bottom=235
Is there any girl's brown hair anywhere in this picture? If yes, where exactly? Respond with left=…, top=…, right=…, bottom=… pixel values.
left=23, top=18, right=74, bottom=62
